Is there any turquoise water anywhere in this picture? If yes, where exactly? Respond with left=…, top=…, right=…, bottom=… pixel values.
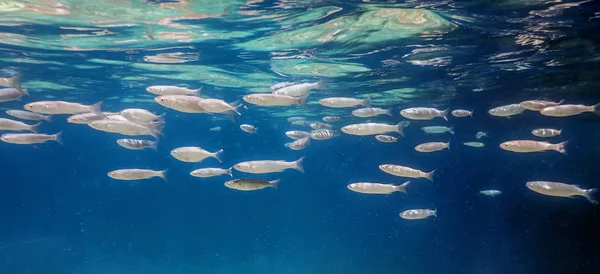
left=1, top=1, right=600, bottom=273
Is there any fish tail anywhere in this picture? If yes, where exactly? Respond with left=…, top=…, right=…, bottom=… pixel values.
left=148, top=121, right=165, bottom=139
left=449, top=126, right=455, bottom=135
left=385, top=108, right=393, bottom=117
left=294, top=156, right=305, bottom=173
left=396, top=181, right=411, bottom=193
left=29, top=122, right=41, bottom=133
left=7, top=72, right=22, bottom=92
left=441, top=108, right=449, bottom=121
left=159, top=169, right=169, bottom=182
left=270, top=179, right=281, bottom=190
left=226, top=167, right=233, bottom=177
left=316, top=79, right=327, bottom=89
left=157, top=112, right=166, bottom=123
left=213, top=149, right=224, bottom=164
left=53, top=131, right=64, bottom=145
left=593, top=102, right=600, bottom=116
left=224, top=111, right=236, bottom=123
left=446, top=142, right=450, bottom=151
left=426, top=170, right=435, bottom=182
left=44, top=115, right=52, bottom=123
left=90, top=101, right=103, bottom=115
left=469, top=110, right=474, bottom=117
left=362, top=96, right=372, bottom=107
left=558, top=129, right=562, bottom=136
left=557, top=99, right=565, bottom=105
left=554, top=140, right=568, bottom=155
left=151, top=140, right=159, bottom=152
left=297, top=93, right=309, bottom=108
left=194, top=87, right=203, bottom=96
left=433, top=209, right=438, bottom=217
left=585, top=188, right=598, bottom=204
left=396, top=121, right=407, bottom=137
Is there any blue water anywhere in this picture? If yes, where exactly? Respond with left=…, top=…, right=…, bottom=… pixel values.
left=1, top=1, right=600, bottom=273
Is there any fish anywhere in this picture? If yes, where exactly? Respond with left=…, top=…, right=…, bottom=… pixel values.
left=400, top=107, right=448, bottom=121
left=488, top=104, right=525, bottom=117
left=198, top=99, right=241, bottom=115
left=352, top=107, right=393, bottom=118
left=475, top=131, right=488, bottom=139
left=285, top=130, right=310, bottom=140
left=319, top=97, right=370, bottom=108
left=480, top=190, right=502, bottom=196
left=224, top=178, right=280, bottom=191
left=170, top=147, right=223, bottom=163
left=519, top=99, right=564, bottom=111
left=500, top=140, right=568, bottom=155
left=25, top=101, right=103, bottom=115
left=1, top=132, right=62, bottom=145
left=287, top=117, right=306, bottom=123
left=67, top=112, right=113, bottom=124
left=272, top=81, right=322, bottom=97
left=540, top=103, right=600, bottom=117
left=6, top=110, right=51, bottom=122
left=0, top=73, right=22, bottom=91
left=451, top=109, right=473, bottom=117
left=242, top=93, right=308, bottom=107
left=310, top=122, right=332, bottom=130
left=415, top=142, right=450, bottom=153
left=107, top=169, right=167, bottom=181
left=234, top=157, right=304, bottom=174
left=379, top=164, right=435, bottom=181
left=464, top=142, right=485, bottom=147
left=291, top=120, right=310, bottom=127
left=399, top=209, right=437, bottom=220
left=375, top=135, right=398, bottom=143
left=209, top=126, right=222, bottom=132
left=88, top=120, right=164, bottom=139
left=105, top=115, right=129, bottom=121
left=146, top=85, right=201, bottom=96
left=285, top=137, right=310, bottom=151
left=0, top=118, right=40, bottom=133
left=190, top=167, right=233, bottom=178
left=116, top=139, right=158, bottom=151
left=269, top=82, right=296, bottom=92
left=154, top=95, right=206, bottom=113
left=347, top=181, right=410, bottom=195
left=240, top=124, right=257, bottom=133
left=119, top=109, right=165, bottom=124
left=526, top=181, right=597, bottom=204
left=310, top=129, right=338, bottom=140
left=322, top=116, right=341, bottom=122
left=0, top=88, right=28, bottom=102
left=531, top=128, right=561, bottom=138
left=341, top=122, right=407, bottom=136
left=421, top=126, right=454, bottom=135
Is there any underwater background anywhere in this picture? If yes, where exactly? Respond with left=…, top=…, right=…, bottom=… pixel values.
left=1, top=0, right=600, bottom=273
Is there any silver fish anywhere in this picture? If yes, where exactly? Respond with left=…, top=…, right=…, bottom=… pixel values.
left=285, top=137, right=310, bottom=151
left=240, top=124, right=257, bottom=134
left=108, top=169, right=167, bottom=181
left=224, top=178, right=280, bottom=191
left=269, top=82, right=296, bottom=92
left=0, top=118, right=40, bottom=132
left=347, top=181, right=410, bottom=195
left=488, top=104, right=525, bottom=117
left=25, top=101, right=103, bottom=115
left=421, top=126, right=454, bottom=135
left=451, top=109, right=473, bottom=117
left=415, top=142, right=449, bottom=153
left=540, top=103, right=600, bottom=117
left=352, top=107, right=392, bottom=118
left=234, top=157, right=304, bottom=174
left=6, top=110, right=51, bottom=122
left=400, top=107, right=448, bottom=121
left=322, top=116, right=341, bottom=122
left=1, top=132, right=62, bottom=145
left=531, top=128, right=561, bottom=138
left=341, top=122, right=407, bottom=136
left=273, top=81, right=322, bottom=97
left=319, top=97, right=370, bottom=108
left=116, top=139, right=158, bottom=151
left=500, top=140, right=567, bottom=155
left=146, top=85, right=201, bottom=96
left=519, top=99, right=563, bottom=111
left=0, top=88, right=28, bottom=102
left=399, top=209, right=437, bottom=220
left=527, top=181, right=597, bottom=204
left=285, top=130, right=310, bottom=140
left=310, top=122, right=332, bottom=130
left=190, top=167, right=233, bottom=178
left=375, top=135, right=398, bottom=143
left=310, top=129, right=338, bottom=140
left=480, top=190, right=502, bottom=196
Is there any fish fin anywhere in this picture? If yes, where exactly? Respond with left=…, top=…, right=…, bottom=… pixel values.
left=90, top=101, right=103, bottom=115
left=426, top=170, right=435, bottom=182
left=8, top=72, right=22, bottom=92
left=157, top=113, right=166, bottom=123
left=229, top=100, right=242, bottom=108
left=53, top=131, right=63, bottom=145
left=20, top=89, right=29, bottom=97
left=585, top=188, right=598, bottom=204
left=446, top=142, right=450, bottom=151
left=449, top=126, right=455, bottom=135
left=294, top=156, right=305, bottom=173
left=557, top=99, right=565, bottom=105
left=297, top=93, right=309, bottom=108
left=226, top=167, right=233, bottom=177
left=396, top=121, right=407, bottom=137
left=441, top=108, right=449, bottom=121
left=395, top=181, right=410, bottom=193
left=151, top=140, right=159, bottom=152
left=151, top=121, right=165, bottom=139
left=270, top=179, right=281, bottom=190
left=316, top=79, right=327, bottom=89
left=385, top=108, right=393, bottom=117
left=469, top=110, right=474, bottom=117
left=433, top=209, right=437, bottom=217
left=593, top=102, right=600, bottom=116
left=213, top=149, right=224, bottom=164
left=29, top=122, right=41, bottom=133
left=362, top=96, right=371, bottom=107
left=44, top=115, right=52, bottom=123
left=555, top=140, right=568, bottom=155
left=223, top=111, right=236, bottom=123
left=159, top=169, right=168, bottom=182
left=194, top=87, right=203, bottom=96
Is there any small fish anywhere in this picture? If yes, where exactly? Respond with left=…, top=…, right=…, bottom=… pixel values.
left=309, top=129, right=338, bottom=140
left=526, top=181, right=597, bottom=204
left=291, top=120, right=309, bottom=127
left=421, top=126, right=454, bottom=135
left=209, top=126, right=222, bottom=132
left=273, top=81, right=322, bottom=97
left=243, top=93, right=308, bottom=107
left=347, top=181, right=410, bottom=195
left=475, top=131, right=488, bottom=139
left=146, top=85, right=201, bottom=96
left=170, top=147, right=223, bottom=163
left=120, top=109, right=165, bottom=124
left=341, top=122, right=407, bottom=136
left=531, top=128, right=561, bottom=138
left=310, top=122, right=332, bottom=130
left=89, top=120, right=163, bottom=139
left=400, top=107, right=448, bottom=121
left=240, top=124, right=257, bottom=133
left=6, top=110, right=51, bottom=122
left=0, top=118, right=40, bottom=133
left=399, top=209, right=437, bottom=220
left=234, top=157, right=304, bottom=174
left=25, top=101, right=103, bottom=115
left=488, top=104, right=525, bottom=117
left=322, top=116, right=340, bottom=122
left=451, top=109, right=473, bottom=117
left=480, top=190, right=502, bottom=197
left=224, top=178, right=280, bottom=191
left=0, top=73, right=22, bottom=91
left=285, top=137, right=310, bottom=151
left=500, top=140, right=567, bottom=155
left=519, top=99, right=564, bottom=111
left=287, top=117, right=307, bottom=123
left=190, top=167, right=233, bottom=178
left=154, top=95, right=206, bottom=113
left=0, top=88, right=28, bottom=102
left=105, top=115, right=129, bottom=121
left=319, top=97, right=371, bottom=108
left=269, top=82, right=296, bottom=92
left=375, top=135, right=398, bottom=143
left=1, top=132, right=62, bottom=145
left=415, top=142, right=449, bottom=153
left=352, top=107, right=393, bottom=118
left=285, top=130, right=311, bottom=140
left=67, top=112, right=113, bottom=124
left=117, top=139, right=158, bottom=151
left=464, top=142, right=485, bottom=148
left=107, top=169, right=167, bottom=181
left=198, top=99, right=241, bottom=115
left=540, top=103, right=600, bottom=117
left=379, top=164, right=434, bottom=181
